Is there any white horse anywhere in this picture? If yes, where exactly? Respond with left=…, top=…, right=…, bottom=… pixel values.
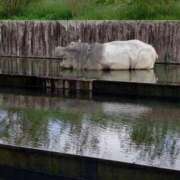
left=55, top=40, right=158, bottom=70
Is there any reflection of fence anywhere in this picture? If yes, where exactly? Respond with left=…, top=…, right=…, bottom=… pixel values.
left=0, top=57, right=62, bottom=77
left=0, top=57, right=97, bottom=79
left=0, top=93, right=93, bottom=110
left=0, top=21, right=180, bottom=64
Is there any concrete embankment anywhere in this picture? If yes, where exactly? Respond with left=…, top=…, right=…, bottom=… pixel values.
left=0, top=143, right=179, bottom=180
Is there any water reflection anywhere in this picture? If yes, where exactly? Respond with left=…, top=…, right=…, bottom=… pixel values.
left=0, top=92, right=179, bottom=170
left=2, top=57, right=180, bottom=84
left=155, top=64, right=180, bottom=84
left=1, top=57, right=180, bottom=84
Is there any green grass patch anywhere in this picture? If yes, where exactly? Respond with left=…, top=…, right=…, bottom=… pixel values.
left=0, top=0, right=180, bottom=20
left=20, top=0, right=72, bottom=20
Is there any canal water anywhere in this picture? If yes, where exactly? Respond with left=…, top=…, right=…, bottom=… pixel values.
left=0, top=57, right=180, bottom=84
left=0, top=90, right=179, bottom=171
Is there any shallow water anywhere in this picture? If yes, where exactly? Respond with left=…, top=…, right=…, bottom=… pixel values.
left=0, top=57, right=180, bottom=84
left=0, top=91, right=179, bottom=170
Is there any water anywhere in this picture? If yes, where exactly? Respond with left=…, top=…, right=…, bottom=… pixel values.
left=0, top=90, right=179, bottom=171
left=0, top=57, right=180, bottom=84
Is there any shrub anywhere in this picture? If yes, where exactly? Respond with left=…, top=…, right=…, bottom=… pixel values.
left=126, top=0, right=177, bottom=19
left=0, top=0, right=179, bottom=20
left=21, top=0, right=72, bottom=20
left=0, top=0, right=30, bottom=17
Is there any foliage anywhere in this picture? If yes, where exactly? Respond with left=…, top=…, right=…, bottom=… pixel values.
left=0, top=0, right=30, bottom=17
left=126, top=0, right=177, bottom=19
left=95, top=0, right=121, bottom=4
left=20, top=0, right=72, bottom=20
left=0, top=0, right=180, bottom=20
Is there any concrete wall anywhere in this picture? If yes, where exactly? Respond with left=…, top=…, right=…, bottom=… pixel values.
left=0, top=144, right=179, bottom=180
left=0, top=21, right=180, bottom=63
left=0, top=73, right=180, bottom=99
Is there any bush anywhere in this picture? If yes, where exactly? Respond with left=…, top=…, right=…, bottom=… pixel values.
left=65, top=0, right=91, bottom=17
left=21, top=0, right=72, bottom=20
left=0, top=0, right=180, bottom=20
left=0, top=0, right=30, bottom=17
left=126, top=0, right=177, bottom=19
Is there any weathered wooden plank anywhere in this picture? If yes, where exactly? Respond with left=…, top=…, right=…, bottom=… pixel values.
left=0, top=21, right=180, bottom=63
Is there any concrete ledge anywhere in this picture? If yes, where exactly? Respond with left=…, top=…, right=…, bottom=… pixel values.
left=0, top=165, right=74, bottom=180
left=0, top=75, right=180, bottom=99
left=0, top=143, right=179, bottom=180
left=93, top=80, right=180, bottom=99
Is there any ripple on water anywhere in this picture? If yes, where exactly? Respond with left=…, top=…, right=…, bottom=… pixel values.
left=0, top=92, right=179, bottom=170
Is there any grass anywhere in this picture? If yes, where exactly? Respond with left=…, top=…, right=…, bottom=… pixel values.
left=12, top=0, right=72, bottom=20
left=0, top=0, right=180, bottom=20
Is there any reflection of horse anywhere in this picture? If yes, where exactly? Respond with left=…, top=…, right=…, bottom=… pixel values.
left=100, top=70, right=157, bottom=83
left=55, top=40, right=158, bottom=70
